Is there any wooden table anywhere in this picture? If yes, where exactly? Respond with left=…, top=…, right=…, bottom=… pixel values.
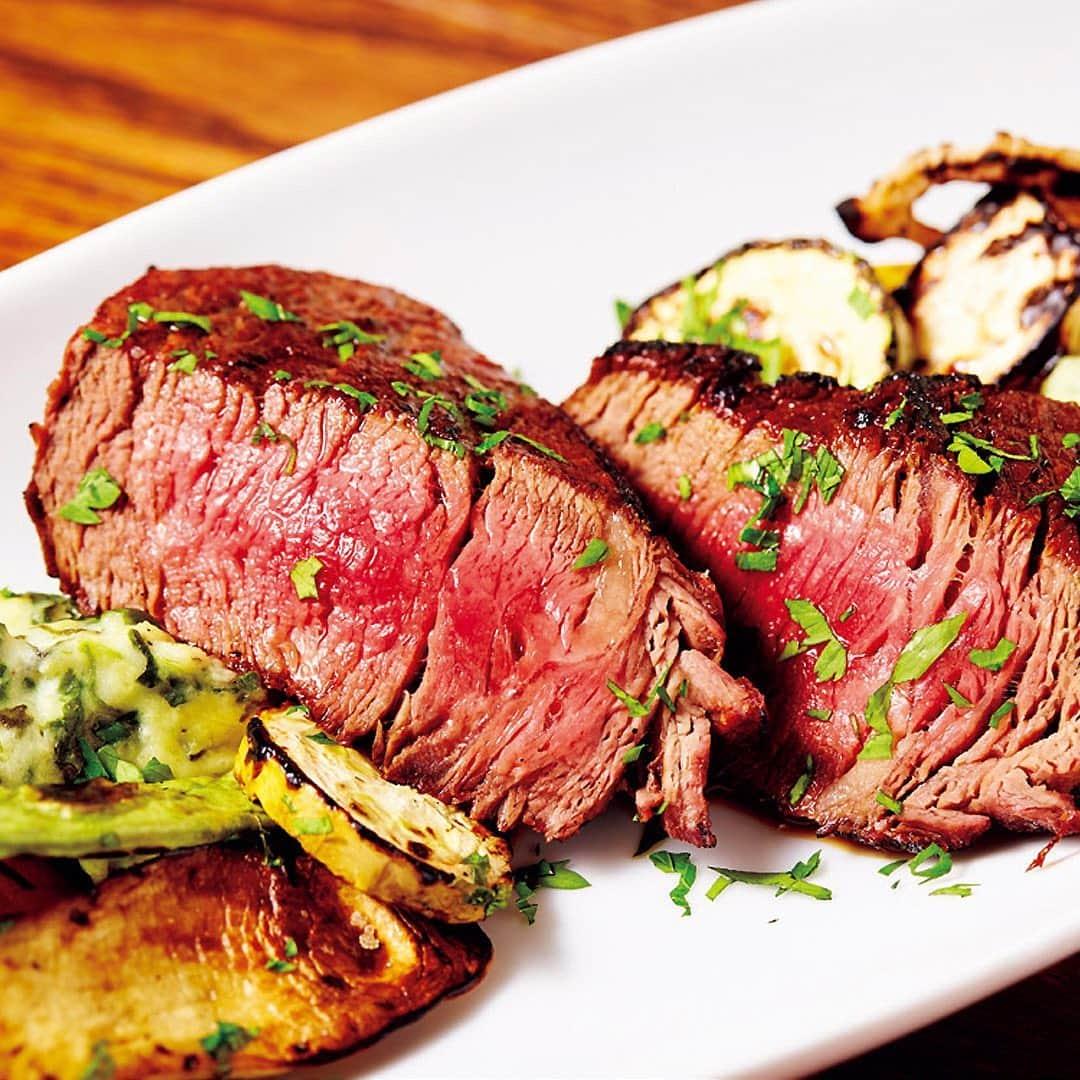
left=0, top=1, right=1074, bottom=1075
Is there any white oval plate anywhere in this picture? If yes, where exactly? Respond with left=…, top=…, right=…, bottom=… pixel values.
left=1, top=0, right=1077, bottom=1076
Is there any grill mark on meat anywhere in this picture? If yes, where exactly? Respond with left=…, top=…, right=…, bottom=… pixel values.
left=565, top=341, right=1080, bottom=849
left=29, top=267, right=762, bottom=845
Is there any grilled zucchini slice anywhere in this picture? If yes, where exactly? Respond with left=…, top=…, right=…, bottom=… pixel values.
left=0, top=593, right=264, bottom=786
left=908, top=191, right=1080, bottom=384
left=624, top=239, right=911, bottom=388
left=1041, top=355, right=1080, bottom=403
left=0, top=843, right=491, bottom=1079
left=0, top=775, right=267, bottom=859
left=235, top=708, right=511, bottom=922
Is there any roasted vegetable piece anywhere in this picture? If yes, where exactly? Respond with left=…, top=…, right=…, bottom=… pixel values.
left=907, top=192, right=1080, bottom=383
left=624, top=239, right=911, bottom=388
left=1042, top=355, right=1080, bottom=402
left=837, top=132, right=1080, bottom=247
left=0, top=591, right=264, bottom=786
left=235, top=708, right=512, bottom=922
left=0, top=775, right=268, bottom=859
left=0, top=843, right=491, bottom=1079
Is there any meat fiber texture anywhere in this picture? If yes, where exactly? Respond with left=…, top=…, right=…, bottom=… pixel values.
left=27, top=267, right=762, bottom=846
left=566, top=341, right=1080, bottom=850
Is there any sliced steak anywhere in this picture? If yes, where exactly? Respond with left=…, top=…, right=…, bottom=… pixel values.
left=565, top=341, right=1080, bottom=850
left=27, top=267, right=761, bottom=844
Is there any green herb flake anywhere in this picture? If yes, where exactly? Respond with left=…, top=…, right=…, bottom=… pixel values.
left=167, top=349, right=199, bottom=374
left=615, top=298, right=634, bottom=330
left=509, top=433, right=566, bottom=462
left=875, top=789, right=903, bottom=815
left=846, top=286, right=876, bottom=320
left=272, top=369, right=292, bottom=382
left=306, top=730, right=336, bottom=745
left=1063, top=433, right=1080, bottom=449
left=783, top=599, right=848, bottom=682
left=788, top=754, right=814, bottom=806
left=152, top=310, right=212, bottom=334
left=402, top=350, right=443, bottom=380
left=318, top=320, right=385, bottom=361
left=141, top=756, right=174, bottom=783
left=708, top=849, right=832, bottom=902
left=634, top=421, right=667, bottom=445
left=735, top=549, right=778, bottom=572
left=292, top=815, right=333, bottom=836
left=79, top=1040, right=116, bottom=1080
left=892, top=612, right=968, bottom=684
left=240, top=290, right=299, bottom=323
left=289, top=555, right=324, bottom=601
left=968, top=637, right=1017, bottom=672
left=573, top=538, right=609, bottom=570
left=622, top=742, right=646, bottom=765
left=649, top=849, right=697, bottom=916
left=878, top=859, right=906, bottom=877
left=806, top=708, right=832, bottom=721
left=677, top=473, right=693, bottom=500
left=940, top=410, right=975, bottom=425
left=607, top=679, right=649, bottom=719
left=200, top=1020, right=259, bottom=1074
left=883, top=397, right=907, bottom=431
left=58, top=468, right=123, bottom=526
left=908, top=842, right=952, bottom=883
left=943, top=683, right=973, bottom=710
left=930, top=882, right=977, bottom=897
left=251, top=420, right=298, bottom=475
left=988, top=699, right=1016, bottom=729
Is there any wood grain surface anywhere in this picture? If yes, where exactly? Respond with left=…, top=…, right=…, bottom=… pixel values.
left=0, top=2, right=1075, bottom=1077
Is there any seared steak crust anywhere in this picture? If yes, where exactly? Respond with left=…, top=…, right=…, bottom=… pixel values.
left=566, top=340, right=1080, bottom=850
left=28, top=267, right=761, bottom=844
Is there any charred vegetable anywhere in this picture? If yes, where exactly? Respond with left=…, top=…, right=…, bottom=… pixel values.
left=907, top=192, right=1080, bottom=383
left=0, top=592, right=264, bottom=786
left=235, top=708, right=512, bottom=922
left=0, top=775, right=267, bottom=859
left=837, top=132, right=1080, bottom=247
left=624, top=239, right=911, bottom=388
left=0, top=843, right=491, bottom=1079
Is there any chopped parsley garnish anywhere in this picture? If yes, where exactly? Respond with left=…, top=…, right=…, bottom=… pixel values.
left=200, top=1020, right=259, bottom=1073
left=649, top=850, right=697, bottom=916
left=988, top=699, right=1016, bottom=729
left=634, top=421, right=666, bottom=445
left=289, top=556, right=324, bottom=600
left=251, top=420, right=297, bottom=475
left=474, top=429, right=566, bottom=462
left=779, top=599, right=848, bottom=682
left=306, top=729, right=336, bottom=745
left=948, top=429, right=1034, bottom=476
left=58, top=468, right=123, bottom=526
left=846, top=286, right=876, bottom=320
left=303, top=380, right=377, bottom=409
left=1030, top=465, right=1080, bottom=518
left=463, top=385, right=507, bottom=428
left=858, top=612, right=967, bottom=760
left=883, top=396, right=907, bottom=430
left=292, top=815, right=333, bottom=835
left=878, top=858, right=906, bottom=877
left=622, top=742, right=646, bottom=764
left=959, top=391, right=984, bottom=411
left=875, top=789, right=903, bottom=815
left=607, top=679, right=649, bottom=718
left=240, top=290, right=299, bottom=323
left=735, top=549, right=778, bottom=572
left=707, top=849, right=831, bottom=901
left=1063, top=433, right=1080, bottom=449
left=79, top=1040, right=116, bottom=1080
left=318, top=320, right=385, bottom=360
left=788, top=754, right=814, bottom=806
left=573, top=538, right=609, bottom=570
left=806, top=708, right=831, bottom=721
left=81, top=300, right=157, bottom=348
left=265, top=936, right=299, bottom=973
left=943, top=683, right=973, bottom=709
left=968, top=636, right=1017, bottom=672
left=940, top=410, right=975, bottom=425
left=677, top=473, right=693, bottom=500
left=152, top=310, right=212, bottom=333
left=272, top=369, right=292, bottom=381
left=167, top=348, right=201, bottom=373
left=615, top=298, right=634, bottom=329
left=402, top=350, right=443, bottom=380
left=512, top=858, right=590, bottom=924
left=908, top=842, right=952, bottom=882
left=930, top=882, right=977, bottom=897
left=679, top=288, right=787, bottom=384
left=142, top=757, right=174, bottom=783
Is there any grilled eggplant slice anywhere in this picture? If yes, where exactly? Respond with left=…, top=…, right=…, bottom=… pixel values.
left=908, top=191, right=1080, bottom=383
left=624, top=239, right=911, bottom=388
left=837, top=132, right=1080, bottom=247
left=235, top=708, right=511, bottom=922
left=0, top=775, right=268, bottom=859
left=0, top=843, right=491, bottom=1079
left=0, top=592, right=264, bottom=786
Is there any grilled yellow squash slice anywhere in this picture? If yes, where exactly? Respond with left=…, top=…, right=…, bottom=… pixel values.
left=0, top=843, right=491, bottom=1079
left=624, top=239, right=911, bottom=388
left=235, top=708, right=511, bottom=922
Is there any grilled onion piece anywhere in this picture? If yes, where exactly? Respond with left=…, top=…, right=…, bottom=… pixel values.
left=624, top=239, right=911, bottom=388
left=908, top=191, right=1080, bottom=383
left=0, top=775, right=267, bottom=859
left=235, top=708, right=511, bottom=923
left=0, top=843, right=491, bottom=1079
left=837, top=132, right=1080, bottom=247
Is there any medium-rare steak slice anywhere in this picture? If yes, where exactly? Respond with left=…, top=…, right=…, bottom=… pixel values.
left=27, top=267, right=762, bottom=845
left=566, top=341, right=1080, bottom=850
